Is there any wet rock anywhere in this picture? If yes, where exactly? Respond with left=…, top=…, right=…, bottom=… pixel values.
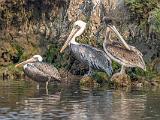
left=150, top=76, right=160, bottom=86
left=151, top=58, right=160, bottom=73
left=111, top=73, right=131, bottom=87
left=2, top=71, right=9, bottom=80
left=10, top=54, right=20, bottom=64
left=131, top=81, right=143, bottom=88
left=80, top=76, right=98, bottom=87
left=150, top=81, right=159, bottom=86
left=13, top=73, right=24, bottom=80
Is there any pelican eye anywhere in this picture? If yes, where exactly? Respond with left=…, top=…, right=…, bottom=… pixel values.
left=33, top=57, right=39, bottom=61
left=75, top=25, right=81, bottom=30
left=103, top=18, right=113, bottom=25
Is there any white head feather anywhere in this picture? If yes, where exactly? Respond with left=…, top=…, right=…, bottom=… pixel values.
left=73, top=20, right=86, bottom=37
left=33, top=55, right=43, bottom=62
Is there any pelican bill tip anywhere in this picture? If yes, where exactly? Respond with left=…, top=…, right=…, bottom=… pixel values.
left=15, top=64, right=20, bottom=68
left=140, top=65, right=146, bottom=71
left=60, top=49, right=64, bottom=53
left=60, top=46, right=67, bottom=53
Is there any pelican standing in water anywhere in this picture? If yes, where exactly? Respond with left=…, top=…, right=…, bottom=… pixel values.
left=15, top=55, right=61, bottom=93
left=60, top=20, right=113, bottom=77
left=102, top=17, right=146, bottom=81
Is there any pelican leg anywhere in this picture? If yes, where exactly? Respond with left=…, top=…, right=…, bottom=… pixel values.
left=45, top=81, right=48, bottom=95
left=46, top=81, right=48, bottom=89
left=36, top=84, right=40, bottom=90
left=45, top=76, right=51, bottom=95
left=120, top=65, right=126, bottom=74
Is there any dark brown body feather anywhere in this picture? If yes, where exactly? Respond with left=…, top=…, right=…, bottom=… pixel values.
left=103, top=40, right=146, bottom=70
left=24, top=62, right=61, bottom=83
left=70, top=43, right=113, bottom=76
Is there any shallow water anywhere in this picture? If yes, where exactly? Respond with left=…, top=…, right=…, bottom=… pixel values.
left=0, top=79, right=160, bottom=120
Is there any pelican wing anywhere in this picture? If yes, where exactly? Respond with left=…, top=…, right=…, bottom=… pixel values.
left=24, top=64, right=50, bottom=82
left=33, top=62, right=61, bottom=80
left=71, top=44, right=113, bottom=76
left=104, top=41, right=146, bottom=70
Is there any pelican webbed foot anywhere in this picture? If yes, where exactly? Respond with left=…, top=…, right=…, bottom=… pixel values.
left=36, top=84, right=40, bottom=90
left=45, top=81, right=49, bottom=95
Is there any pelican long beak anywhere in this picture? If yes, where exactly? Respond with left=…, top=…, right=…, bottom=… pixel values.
left=60, top=26, right=80, bottom=53
left=108, top=25, right=131, bottom=50
left=15, top=57, right=35, bottom=68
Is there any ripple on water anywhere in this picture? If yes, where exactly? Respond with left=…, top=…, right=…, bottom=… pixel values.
left=0, top=79, right=160, bottom=120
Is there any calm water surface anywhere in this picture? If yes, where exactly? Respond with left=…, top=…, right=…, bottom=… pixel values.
left=0, top=79, right=160, bottom=120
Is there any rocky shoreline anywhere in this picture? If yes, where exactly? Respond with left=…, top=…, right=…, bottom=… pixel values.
left=0, top=0, right=159, bottom=87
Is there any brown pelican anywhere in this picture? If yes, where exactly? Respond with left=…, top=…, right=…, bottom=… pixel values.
left=15, top=55, right=61, bottom=91
left=60, top=20, right=113, bottom=77
left=102, top=17, right=146, bottom=75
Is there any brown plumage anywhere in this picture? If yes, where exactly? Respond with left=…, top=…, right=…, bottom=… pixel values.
left=24, top=62, right=61, bottom=83
left=103, top=17, right=146, bottom=73
left=104, top=39, right=146, bottom=70
left=15, top=55, right=61, bottom=92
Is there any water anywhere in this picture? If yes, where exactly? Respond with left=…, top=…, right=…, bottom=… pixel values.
left=0, top=79, right=160, bottom=120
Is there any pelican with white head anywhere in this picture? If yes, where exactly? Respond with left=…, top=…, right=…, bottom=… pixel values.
left=15, top=54, right=61, bottom=94
left=60, top=20, right=86, bottom=53
left=60, top=20, right=113, bottom=77
left=102, top=17, right=146, bottom=77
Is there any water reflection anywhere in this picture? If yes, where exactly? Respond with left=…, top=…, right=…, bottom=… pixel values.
left=0, top=79, right=159, bottom=120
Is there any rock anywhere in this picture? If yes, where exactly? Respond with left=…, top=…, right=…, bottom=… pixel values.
left=2, top=70, right=9, bottom=80
left=0, top=0, right=159, bottom=82
left=131, top=81, right=143, bottom=88
left=151, top=58, right=160, bottom=73
left=150, top=81, right=159, bottom=86
left=80, top=76, right=97, bottom=87
left=150, top=76, right=160, bottom=86
left=111, top=72, right=131, bottom=87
